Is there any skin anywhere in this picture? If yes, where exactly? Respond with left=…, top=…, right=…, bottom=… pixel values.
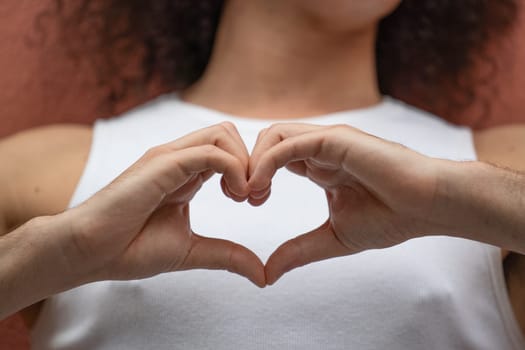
left=0, top=0, right=523, bottom=334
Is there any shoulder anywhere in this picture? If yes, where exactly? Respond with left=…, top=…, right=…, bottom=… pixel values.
left=0, top=124, right=93, bottom=230
left=473, top=124, right=525, bottom=171
left=0, top=124, right=92, bottom=155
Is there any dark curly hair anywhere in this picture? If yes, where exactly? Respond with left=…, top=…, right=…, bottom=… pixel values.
left=42, top=0, right=518, bottom=117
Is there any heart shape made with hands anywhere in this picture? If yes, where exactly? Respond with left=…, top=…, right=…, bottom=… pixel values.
left=95, top=122, right=429, bottom=289
left=213, top=123, right=355, bottom=287
left=184, top=122, right=428, bottom=287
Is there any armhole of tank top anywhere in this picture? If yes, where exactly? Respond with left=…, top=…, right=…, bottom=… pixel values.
left=67, top=119, right=107, bottom=209
left=458, top=126, right=477, bottom=162
left=484, top=245, right=525, bottom=349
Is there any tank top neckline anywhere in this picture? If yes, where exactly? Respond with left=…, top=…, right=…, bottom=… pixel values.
left=169, top=93, right=396, bottom=128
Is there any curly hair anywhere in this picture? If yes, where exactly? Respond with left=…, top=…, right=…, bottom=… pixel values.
left=43, top=0, right=518, bottom=116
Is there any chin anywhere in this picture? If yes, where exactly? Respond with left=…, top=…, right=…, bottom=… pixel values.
left=297, top=0, right=402, bottom=32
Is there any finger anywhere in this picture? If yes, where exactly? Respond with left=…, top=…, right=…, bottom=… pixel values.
left=285, top=161, right=307, bottom=177
left=249, top=123, right=325, bottom=177
left=211, top=123, right=251, bottom=197
left=247, top=181, right=271, bottom=206
left=181, top=233, right=266, bottom=288
left=200, top=169, right=215, bottom=183
left=248, top=127, right=270, bottom=177
left=283, top=162, right=340, bottom=189
left=264, top=221, right=355, bottom=285
left=249, top=130, right=335, bottom=191
left=250, top=124, right=395, bottom=192
left=221, top=177, right=247, bottom=202
left=140, top=144, right=250, bottom=201
left=247, top=187, right=271, bottom=207
left=247, top=124, right=324, bottom=204
left=156, top=122, right=250, bottom=171
left=220, top=122, right=251, bottom=165
left=303, top=164, right=350, bottom=188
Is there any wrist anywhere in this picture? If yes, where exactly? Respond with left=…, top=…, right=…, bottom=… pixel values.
left=0, top=215, right=84, bottom=318
left=428, top=159, right=482, bottom=236
left=24, top=215, right=87, bottom=290
left=54, top=207, right=112, bottom=284
left=432, top=160, right=525, bottom=250
left=23, top=212, right=105, bottom=291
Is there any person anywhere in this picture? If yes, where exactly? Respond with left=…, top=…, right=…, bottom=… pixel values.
left=1, top=0, right=524, bottom=348
left=4, top=121, right=525, bottom=321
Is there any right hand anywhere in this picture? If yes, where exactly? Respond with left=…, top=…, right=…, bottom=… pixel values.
left=61, top=123, right=265, bottom=287
left=248, top=123, right=443, bottom=285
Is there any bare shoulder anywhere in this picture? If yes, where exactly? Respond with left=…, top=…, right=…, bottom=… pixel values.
left=474, top=124, right=525, bottom=171
left=0, top=124, right=93, bottom=231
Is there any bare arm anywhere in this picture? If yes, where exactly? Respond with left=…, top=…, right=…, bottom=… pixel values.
left=0, top=215, right=78, bottom=319
left=433, top=160, right=525, bottom=252
left=471, top=125, right=525, bottom=250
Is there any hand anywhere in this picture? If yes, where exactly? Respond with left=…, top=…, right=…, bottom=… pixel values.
left=63, top=123, right=265, bottom=287
left=249, top=123, right=441, bottom=285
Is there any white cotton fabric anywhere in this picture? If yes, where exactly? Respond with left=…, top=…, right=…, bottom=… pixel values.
left=32, top=95, right=525, bottom=349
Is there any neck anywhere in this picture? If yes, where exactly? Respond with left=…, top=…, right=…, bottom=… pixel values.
left=183, top=1, right=381, bottom=119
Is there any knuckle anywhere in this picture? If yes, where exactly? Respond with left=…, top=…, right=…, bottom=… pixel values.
left=212, top=123, right=234, bottom=143
left=256, top=127, right=268, bottom=139
left=143, top=145, right=167, bottom=159
left=220, top=121, right=236, bottom=132
left=328, top=125, right=352, bottom=146
left=268, top=123, right=293, bottom=140
left=201, top=144, right=218, bottom=155
left=268, top=123, right=283, bottom=133
left=332, top=124, right=351, bottom=133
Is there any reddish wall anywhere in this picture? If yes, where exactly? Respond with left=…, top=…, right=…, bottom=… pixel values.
left=0, top=0, right=161, bottom=139
left=1, top=1, right=525, bottom=349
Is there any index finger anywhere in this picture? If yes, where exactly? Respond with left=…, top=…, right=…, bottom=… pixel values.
left=249, top=129, right=344, bottom=191
left=159, top=122, right=250, bottom=172
left=104, top=144, right=250, bottom=213
left=249, top=123, right=325, bottom=177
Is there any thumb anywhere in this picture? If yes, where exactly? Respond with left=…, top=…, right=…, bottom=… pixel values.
left=181, top=233, right=266, bottom=288
left=264, top=221, right=355, bottom=285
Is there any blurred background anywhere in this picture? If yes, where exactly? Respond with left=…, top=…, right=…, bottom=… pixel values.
left=1, top=0, right=525, bottom=348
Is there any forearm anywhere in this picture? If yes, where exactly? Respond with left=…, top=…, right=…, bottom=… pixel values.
left=434, top=160, right=525, bottom=253
left=0, top=215, right=82, bottom=319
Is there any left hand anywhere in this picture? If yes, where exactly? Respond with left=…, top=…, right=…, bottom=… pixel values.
left=248, top=123, right=442, bottom=285
left=61, top=123, right=265, bottom=287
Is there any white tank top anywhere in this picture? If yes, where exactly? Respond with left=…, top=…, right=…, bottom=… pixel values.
left=32, top=95, right=525, bottom=350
